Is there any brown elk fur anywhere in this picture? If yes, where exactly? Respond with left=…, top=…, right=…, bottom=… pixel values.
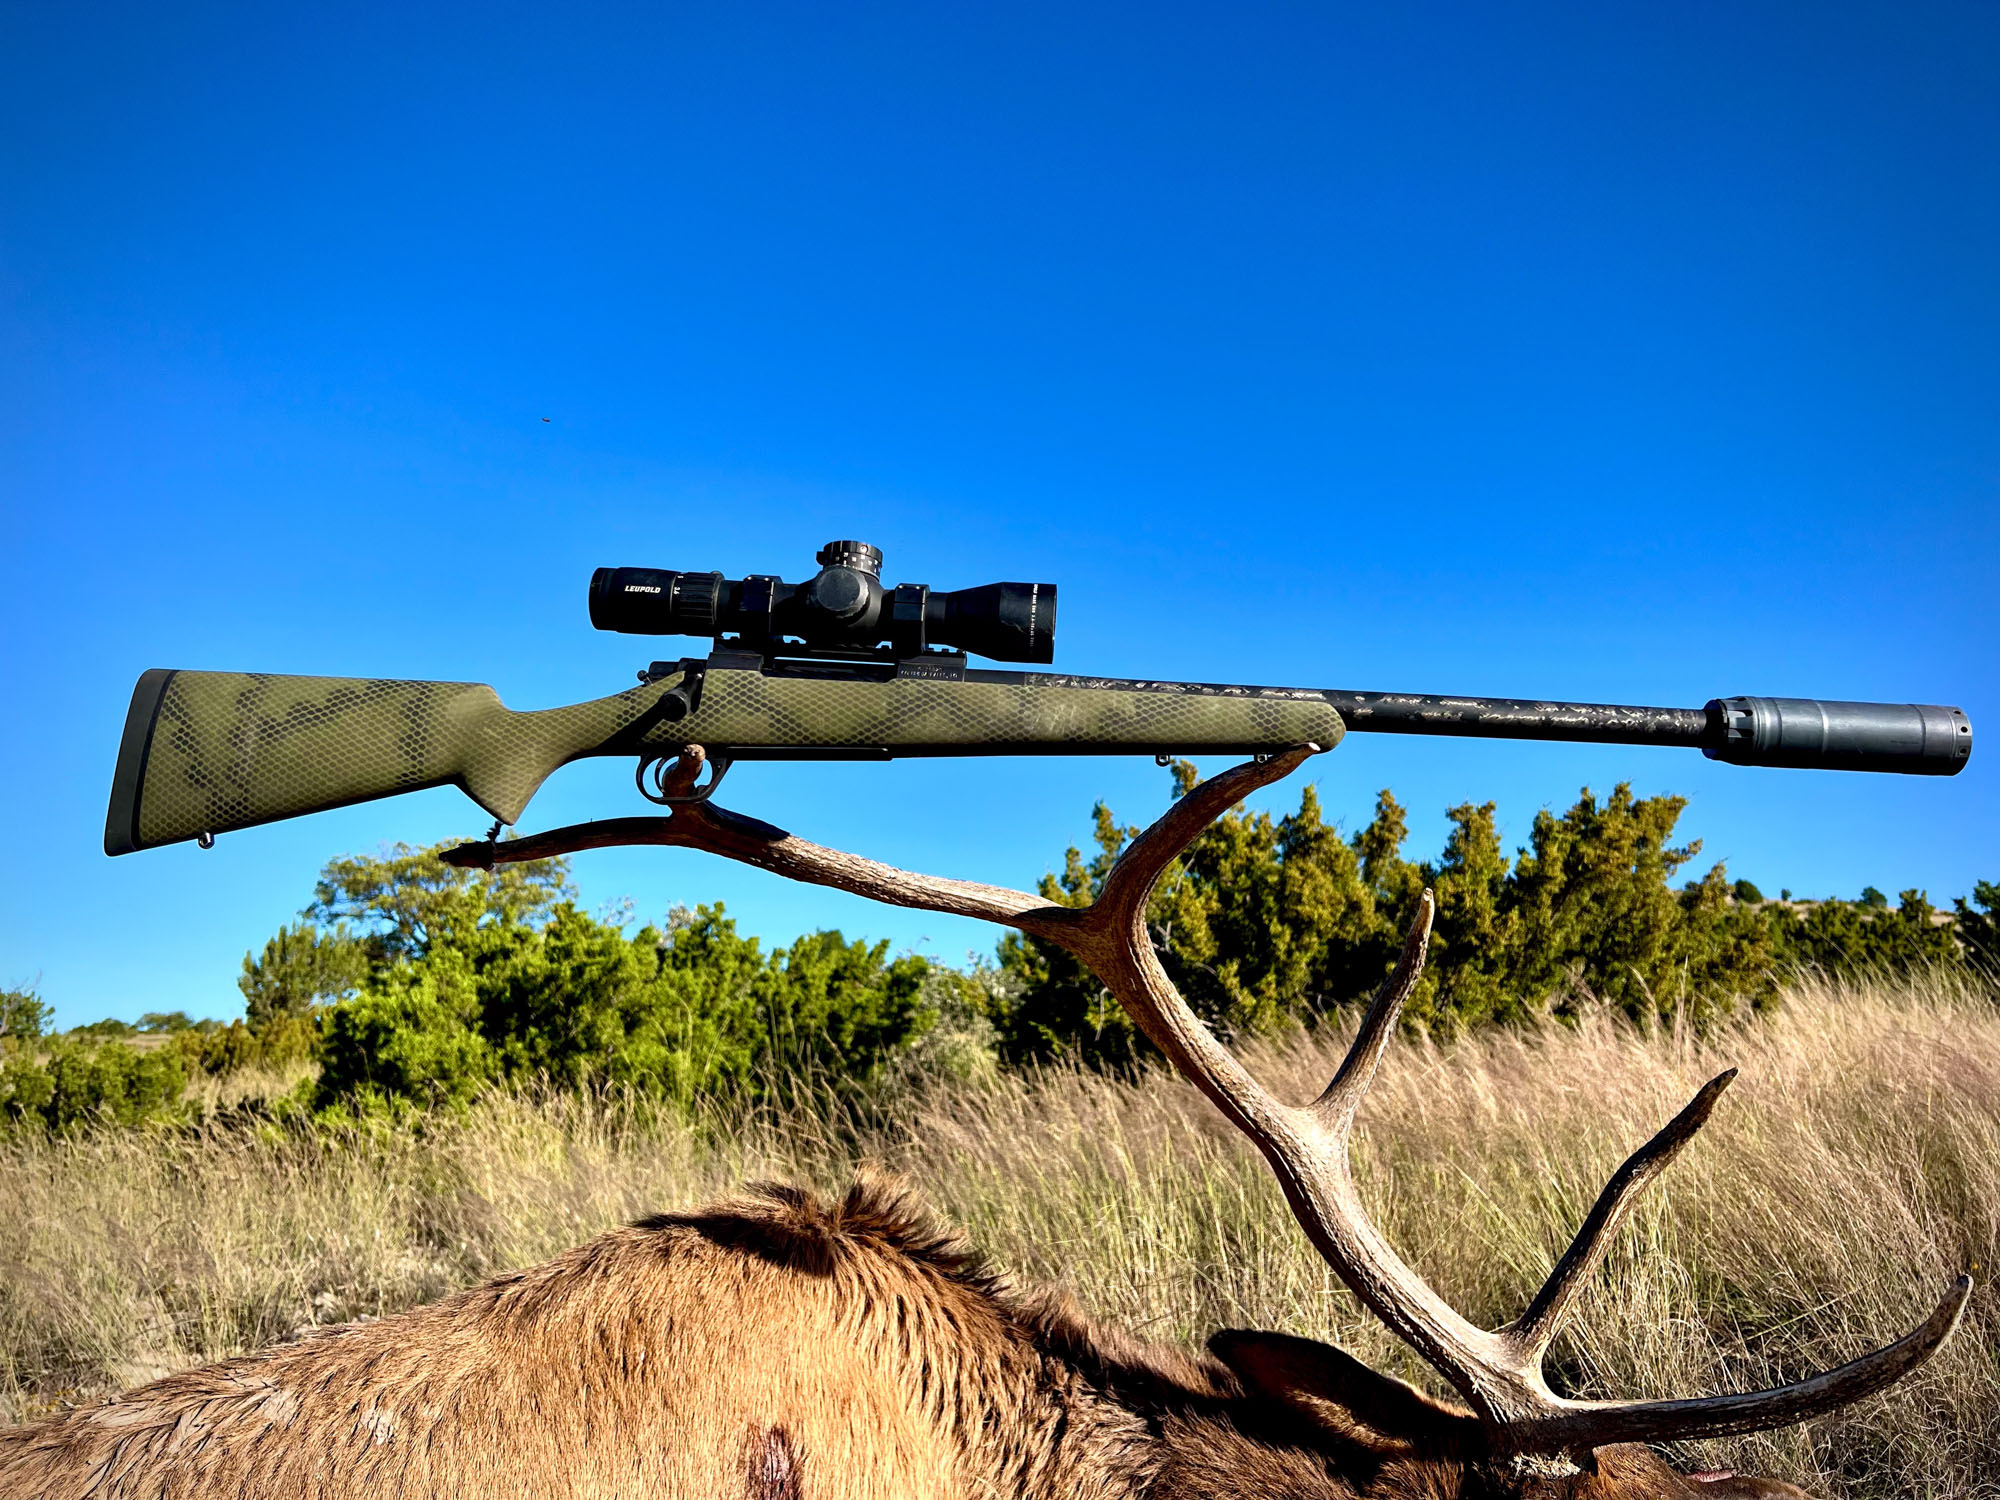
left=0, top=1172, right=1806, bottom=1500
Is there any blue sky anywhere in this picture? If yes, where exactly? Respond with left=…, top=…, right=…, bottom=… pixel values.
left=3, top=2, right=1994, bottom=1028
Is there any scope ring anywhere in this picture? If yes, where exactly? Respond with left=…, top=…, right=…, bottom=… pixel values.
left=635, top=749, right=735, bottom=807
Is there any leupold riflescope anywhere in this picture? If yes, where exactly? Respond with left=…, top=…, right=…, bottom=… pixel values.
left=590, top=540, right=1056, bottom=663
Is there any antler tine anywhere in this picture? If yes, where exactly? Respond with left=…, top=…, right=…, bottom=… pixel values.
left=1515, top=1275, right=1972, bottom=1453
left=1068, top=745, right=1331, bottom=1146
left=1083, top=860, right=1540, bottom=1425
left=1309, top=891, right=1434, bottom=1134
left=1508, top=1070, right=1737, bottom=1360
left=1094, top=744, right=1322, bottom=915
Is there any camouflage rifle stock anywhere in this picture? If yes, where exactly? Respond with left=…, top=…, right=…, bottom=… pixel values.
left=105, top=651, right=1971, bottom=857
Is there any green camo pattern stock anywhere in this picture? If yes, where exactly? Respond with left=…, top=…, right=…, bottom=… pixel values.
left=111, top=667, right=1345, bottom=851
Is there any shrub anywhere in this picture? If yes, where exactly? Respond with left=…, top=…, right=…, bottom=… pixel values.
left=756, top=928, right=931, bottom=1088
left=2, top=993, right=199, bottom=1137
left=311, top=884, right=935, bottom=1115
left=0, top=1035, right=187, bottom=1136
left=1768, top=890, right=1961, bottom=974
left=69, top=1017, right=136, bottom=1039
left=164, top=1013, right=321, bottom=1078
left=315, top=956, right=497, bottom=1115
left=997, top=767, right=1801, bottom=1064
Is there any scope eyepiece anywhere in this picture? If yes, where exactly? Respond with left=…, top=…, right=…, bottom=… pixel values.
left=589, top=541, right=1057, bottom=664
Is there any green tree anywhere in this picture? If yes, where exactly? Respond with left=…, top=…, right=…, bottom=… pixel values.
left=993, top=803, right=1146, bottom=1067
left=69, top=1017, right=137, bottom=1038
left=474, top=903, right=652, bottom=1090
left=1416, top=800, right=1518, bottom=1028
left=620, top=905, right=776, bottom=1098
left=1500, top=785, right=1771, bottom=1026
left=1956, top=881, right=2000, bottom=972
left=0, top=986, right=50, bottom=1041
left=315, top=954, right=497, bottom=1115
left=239, top=923, right=368, bottom=1029
left=307, top=842, right=574, bottom=971
left=39, top=1039, right=187, bottom=1131
left=1160, top=769, right=1396, bottom=1036
left=298, top=842, right=576, bottom=1110
left=0, top=984, right=54, bottom=1135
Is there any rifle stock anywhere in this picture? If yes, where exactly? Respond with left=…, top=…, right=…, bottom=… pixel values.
left=105, top=664, right=1350, bottom=854
left=104, top=669, right=682, bottom=855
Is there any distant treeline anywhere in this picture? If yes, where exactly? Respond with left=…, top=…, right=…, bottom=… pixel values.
left=997, top=766, right=1999, bottom=1066
left=4, top=763, right=1995, bottom=1134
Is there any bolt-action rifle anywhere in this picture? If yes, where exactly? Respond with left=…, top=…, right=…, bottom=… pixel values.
left=104, top=540, right=1973, bottom=857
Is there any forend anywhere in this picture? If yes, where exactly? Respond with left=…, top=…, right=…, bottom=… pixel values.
left=589, top=539, right=1056, bottom=664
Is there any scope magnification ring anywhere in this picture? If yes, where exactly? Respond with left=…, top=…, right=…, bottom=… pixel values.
left=673, top=572, right=725, bottom=634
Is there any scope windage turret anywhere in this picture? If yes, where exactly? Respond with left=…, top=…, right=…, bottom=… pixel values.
left=589, top=540, right=1057, bottom=664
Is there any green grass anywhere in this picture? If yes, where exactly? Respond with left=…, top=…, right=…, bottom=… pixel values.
left=3, top=971, right=1995, bottom=1497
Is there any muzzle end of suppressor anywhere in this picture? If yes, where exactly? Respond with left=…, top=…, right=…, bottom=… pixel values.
left=1703, top=697, right=1972, bottom=776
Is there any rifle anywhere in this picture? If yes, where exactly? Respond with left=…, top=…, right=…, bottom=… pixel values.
left=104, top=540, right=1973, bottom=857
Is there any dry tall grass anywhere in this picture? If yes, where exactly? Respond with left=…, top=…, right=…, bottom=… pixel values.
left=2, top=972, right=1995, bottom=1497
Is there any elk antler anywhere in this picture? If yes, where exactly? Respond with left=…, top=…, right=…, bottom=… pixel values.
left=443, top=744, right=1969, bottom=1460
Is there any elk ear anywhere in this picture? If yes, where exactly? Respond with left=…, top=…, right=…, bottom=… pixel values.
left=1209, top=1330, right=1478, bottom=1452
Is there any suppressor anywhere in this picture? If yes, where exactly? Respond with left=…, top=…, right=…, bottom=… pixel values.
left=1317, top=692, right=1970, bottom=775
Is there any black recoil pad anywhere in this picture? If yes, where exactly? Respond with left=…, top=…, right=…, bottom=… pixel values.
left=1704, top=697, right=1972, bottom=775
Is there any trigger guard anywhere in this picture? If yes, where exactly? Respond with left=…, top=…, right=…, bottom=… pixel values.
left=636, top=750, right=735, bottom=807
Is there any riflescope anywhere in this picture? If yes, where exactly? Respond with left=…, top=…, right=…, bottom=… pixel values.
left=589, top=540, right=1057, bottom=664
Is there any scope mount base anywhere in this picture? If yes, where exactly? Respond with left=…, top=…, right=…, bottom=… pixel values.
left=647, top=640, right=974, bottom=685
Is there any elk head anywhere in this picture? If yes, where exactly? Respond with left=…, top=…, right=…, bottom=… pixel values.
left=449, top=742, right=1968, bottom=1492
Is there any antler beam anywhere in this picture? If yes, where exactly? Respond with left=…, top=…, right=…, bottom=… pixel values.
left=446, top=747, right=1053, bottom=931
